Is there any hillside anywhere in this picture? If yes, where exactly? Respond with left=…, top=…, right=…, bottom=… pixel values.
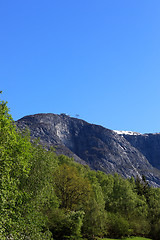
left=17, top=113, right=160, bottom=186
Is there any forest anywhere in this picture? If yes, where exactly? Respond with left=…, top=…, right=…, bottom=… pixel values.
left=0, top=95, right=160, bottom=240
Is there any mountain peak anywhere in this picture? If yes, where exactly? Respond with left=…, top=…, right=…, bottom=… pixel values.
left=17, top=113, right=160, bottom=187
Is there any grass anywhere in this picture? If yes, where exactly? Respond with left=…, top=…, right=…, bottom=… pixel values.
left=100, top=237, right=152, bottom=240
left=124, top=238, right=152, bottom=240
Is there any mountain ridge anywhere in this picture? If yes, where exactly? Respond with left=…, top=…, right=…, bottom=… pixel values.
left=17, top=113, right=160, bottom=187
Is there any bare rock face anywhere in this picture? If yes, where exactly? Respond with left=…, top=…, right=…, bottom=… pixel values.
left=121, top=133, right=160, bottom=170
left=17, top=113, right=160, bottom=187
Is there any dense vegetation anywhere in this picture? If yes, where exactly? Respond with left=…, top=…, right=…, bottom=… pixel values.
left=0, top=95, right=160, bottom=240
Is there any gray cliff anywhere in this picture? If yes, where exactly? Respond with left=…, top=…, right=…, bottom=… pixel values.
left=122, top=133, right=160, bottom=170
left=16, top=113, right=160, bottom=187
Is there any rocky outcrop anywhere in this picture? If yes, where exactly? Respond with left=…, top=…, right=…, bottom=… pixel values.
left=121, top=133, right=160, bottom=170
left=17, top=113, right=160, bottom=187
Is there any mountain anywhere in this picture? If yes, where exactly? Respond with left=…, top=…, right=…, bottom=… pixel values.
left=118, top=131, right=160, bottom=170
left=17, top=113, right=160, bottom=187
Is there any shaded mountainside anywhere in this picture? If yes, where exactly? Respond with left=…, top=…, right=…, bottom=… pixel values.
left=122, top=133, right=160, bottom=170
left=17, top=113, right=160, bottom=186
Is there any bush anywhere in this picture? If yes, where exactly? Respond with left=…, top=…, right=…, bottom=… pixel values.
left=107, top=213, right=132, bottom=238
left=47, top=209, right=84, bottom=239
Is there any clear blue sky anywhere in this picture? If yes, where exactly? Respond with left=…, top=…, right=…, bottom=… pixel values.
left=1, top=0, right=160, bottom=133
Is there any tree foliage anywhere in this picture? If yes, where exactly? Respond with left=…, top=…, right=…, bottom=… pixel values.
left=0, top=99, right=32, bottom=239
left=0, top=96, right=55, bottom=239
left=54, top=163, right=92, bottom=211
left=1, top=94, right=160, bottom=240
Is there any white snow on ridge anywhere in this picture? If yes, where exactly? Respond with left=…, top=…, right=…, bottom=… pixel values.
left=114, top=130, right=160, bottom=136
left=114, top=130, right=142, bottom=136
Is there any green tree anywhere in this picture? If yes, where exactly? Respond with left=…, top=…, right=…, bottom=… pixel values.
left=0, top=95, right=53, bottom=239
left=96, top=171, right=114, bottom=209
left=0, top=97, right=33, bottom=239
left=47, top=208, right=84, bottom=240
left=54, top=163, right=92, bottom=211
left=48, top=163, right=91, bottom=239
left=24, top=143, right=59, bottom=210
left=82, top=171, right=108, bottom=238
left=105, top=174, right=137, bottom=216
left=107, top=212, right=131, bottom=238
left=147, top=187, right=160, bottom=239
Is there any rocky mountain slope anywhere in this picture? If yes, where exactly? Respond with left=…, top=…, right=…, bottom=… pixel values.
left=17, top=113, right=160, bottom=187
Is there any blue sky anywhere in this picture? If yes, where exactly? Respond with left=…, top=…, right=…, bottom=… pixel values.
left=1, top=0, right=160, bottom=133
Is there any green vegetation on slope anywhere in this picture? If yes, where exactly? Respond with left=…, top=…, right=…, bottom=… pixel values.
left=0, top=94, right=159, bottom=240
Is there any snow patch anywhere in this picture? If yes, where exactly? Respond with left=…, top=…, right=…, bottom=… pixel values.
left=114, top=130, right=141, bottom=136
